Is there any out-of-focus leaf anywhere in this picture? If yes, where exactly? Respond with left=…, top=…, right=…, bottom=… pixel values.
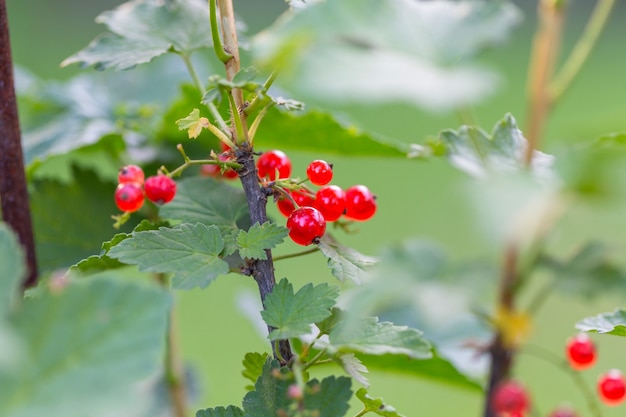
left=0, top=276, right=170, bottom=417
left=577, top=309, right=626, bottom=336
left=62, top=0, right=212, bottom=70
left=241, top=352, right=269, bottom=391
left=253, top=108, right=407, bottom=157
left=253, top=0, right=520, bottom=112
left=242, top=359, right=291, bottom=417
left=196, top=406, right=244, bottom=417
left=0, top=223, right=25, bottom=312
left=302, top=376, right=352, bottom=417
left=355, top=388, right=405, bottom=417
left=108, top=223, right=230, bottom=290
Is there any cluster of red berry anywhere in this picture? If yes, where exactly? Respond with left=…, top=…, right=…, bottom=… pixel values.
left=114, top=165, right=177, bottom=212
left=491, top=333, right=624, bottom=417
left=254, top=150, right=377, bottom=246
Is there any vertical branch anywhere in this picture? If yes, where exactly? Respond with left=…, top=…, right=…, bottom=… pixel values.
left=524, top=0, right=565, bottom=166
left=217, top=0, right=292, bottom=363
left=0, top=0, right=38, bottom=288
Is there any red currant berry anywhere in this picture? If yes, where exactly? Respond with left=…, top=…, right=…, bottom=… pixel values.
left=144, top=175, right=177, bottom=205
left=598, top=369, right=626, bottom=405
left=492, top=380, right=530, bottom=416
left=277, top=197, right=295, bottom=217
left=286, top=207, right=326, bottom=246
left=344, top=185, right=377, bottom=221
left=566, top=333, right=596, bottom=370
left=257, top=150, right=291, bottom=181
left=548, top=406, right=578, bottom=417
left=200, top=154, right=238, bottom=179
left=277, top=190, right=315, bottom=217
left=287, top=384, right=303, bottom=401
left=114, top=183, right=144, bottom=212
left=306, top=160, right=333, bottom=186
left=118, top=165, right=144, bottom=185
left=314, top=185, right=345, bottom=222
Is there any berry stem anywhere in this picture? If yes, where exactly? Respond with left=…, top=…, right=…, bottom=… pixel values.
left=167, top=144, right=242, bottom=178
left=209, top=0, right=232, bottom=63
left=520, top=344, right=604, bottom=417
left=273, top=248, right=320, bottom=262
left=245, top=68, right=279, bottom=116
left=0, top=0, right=38, bottom=289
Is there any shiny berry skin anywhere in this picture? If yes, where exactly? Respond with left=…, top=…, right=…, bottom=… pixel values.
left=548, top=406, right=578, bottom=417
left=114, top=183, right=144, bottom=212
left=257, top=150, right=292, bottom=181
left=306, top=160, right=333, bottom=186
left=344, top=185, right=377, bottom=221
left=144, top=175, right=177, bottom=205
left=118, top=165, right=144, bottom=185
left=492, top=380, right=530, bottom=416
left=566, top=333, right=596, bottom=370
left=286, top=207, right=326, bottom=246
left=276, top=190, right=315, bottom=217
left=201, top=154, right=238, bottom=179
left=598, top=369, right=626, bottom=405
left=314, top=185, right=345, bottom=222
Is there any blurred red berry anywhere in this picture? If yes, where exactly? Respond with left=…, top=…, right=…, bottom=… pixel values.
left=144, top=175, right=177, bottom=205
left=114, top=182, right=144, bottom=212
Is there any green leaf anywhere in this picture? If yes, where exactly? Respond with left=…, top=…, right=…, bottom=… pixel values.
left=540, top=242, right=626, bottom=299
left=176, top=108, right=210, bottom=139
left=237, top=222, right=288, bottom=260
left=196, top=406, right=244, bottom=417
left=303, top=376, right=352, bottom=417
left=261, top=278, right=339, bottom=340
left=358, top=351, right=482, bottom=392
left=0, top=223, right=25, bottom=312
left=329, top=316, right=432, bottom=359
left=62, top=0, right=213, bottom=70
left=577, top=309, right=626, bottom=336
left=253, top=108, right=407, bottom=157
left=355, top=388, right=405, bottom=417
left=159, top=177, right=251, bottom=234
left=437, top=113, right=554, bottom=178
left=108, top=223, right=230, bottom=290
left=242, top=359, right=292, bottom=417
left=318, top=234, right=378, bottom=284
left=337, top=353, right=369, bottom=387
left=253, top=0, right=520, bottom=112
left=0, top=276, right=170, bottom=417
left=30, top=168, right=134, bottom=272
left=242, top=352, right=270, bottom=391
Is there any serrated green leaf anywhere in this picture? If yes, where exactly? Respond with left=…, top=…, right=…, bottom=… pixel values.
left=359, top=352, right=482, bottom=392
left=576, top=309, right=626, bottom=336
left=254, top=108, right=407, bottom=156
left=318, top=234, right=377, bottom=284
left=329, top=317, right=431, bottom=359
left=540, top=242, right=626, bottom=299
left=108, top=223, right=230, bottom=290
left=30, top=168, right=134, bottom=272
left=0, top=223, right=25, bottom=312
left=159, top=177, right=251, bottom=234
left=338, top=354, right=369, bottom=387
left=176, top=108, right=210, bottom=139
left=237, top=222, right=288, bottom=260
left=356, top=388, right=405, bottom=417
left=196, top=405, right=244, bottom=417
left=242, top=359, right=292, bottom=417
left=303, top=376, right=352, bottom=417
left=261, top=278, right=339, bottom=340
left=0, top=276, right=170, bottom=417
left=62, top=0, right=213, bottom=70
left=253, top=0, right=520, bottom=112
left=438, top=113, right=555, bottom=179
left=233, top=67, right=260, bottom=85
left=242, top=352, right=270, bottom=391
left=316, top=307, right=343, bottom=336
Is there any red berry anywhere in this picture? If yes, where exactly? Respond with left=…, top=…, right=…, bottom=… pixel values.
left=492, top=380, right=530, bottom=416
left=276, top=189, right=315, bottom=217
left=306, top=160, right=333, bottom=186
left=548, top=406, right=578, bottom=417
left=144, top=175, right=177, bottom=205
left=257, top=150, right=291, bottom=181
left=114, top=183, right=144, bottom=212
left=277, top=197, right=295, bottom=217
left=201, top=154, right=238, bottom=179
left=286, top=207, right=326, bottom=246
left=566, top=333, right=596, bottom=370
left=118, top=165, right=144, bottom=185
left=314, top=185, right=345, bottom=222
left=598, top=369, right=626, bottom=405
left=287, top=384, right=303, bottom=401
left=344, top=185, right=377, bottom=221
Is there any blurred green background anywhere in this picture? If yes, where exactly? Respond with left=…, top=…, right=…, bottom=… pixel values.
left=6, top=0, right=626, bottom=416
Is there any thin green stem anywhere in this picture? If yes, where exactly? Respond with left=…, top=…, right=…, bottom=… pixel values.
left=226, top=90, right=246, bottom=143
left=273, top=248, right=320, bottom=262
left=245, top=69, right=279, bottom=115
left=549, top=0, right=615, bottom=102
left=167, top=144, right=241, bottom=177
left=209, top=0, right=232, bottom=63
left=521, top=344, right=604, bottom=417
left=353, top=408, right=369, bottom=417
left=301, top=348, right=328, bottom=371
